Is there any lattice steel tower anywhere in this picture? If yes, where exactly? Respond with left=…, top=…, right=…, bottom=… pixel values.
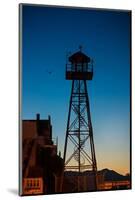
left=63, top=47, right=97, bottom=192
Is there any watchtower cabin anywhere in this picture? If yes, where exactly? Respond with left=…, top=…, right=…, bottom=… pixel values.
left=66, top=50, right=93, bottom=80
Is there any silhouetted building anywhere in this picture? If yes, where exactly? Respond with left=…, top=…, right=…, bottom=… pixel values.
left=22, top=114, right=64, bottom=195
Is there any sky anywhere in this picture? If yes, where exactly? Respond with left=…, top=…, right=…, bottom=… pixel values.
left=21, top=5, right=131, bottom=175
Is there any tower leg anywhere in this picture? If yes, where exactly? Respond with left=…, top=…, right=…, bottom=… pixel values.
left=84, top=80, right=98, bottom=190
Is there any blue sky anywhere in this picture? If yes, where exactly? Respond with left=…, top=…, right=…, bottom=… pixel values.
left=22, top=5, right=131, bottom=175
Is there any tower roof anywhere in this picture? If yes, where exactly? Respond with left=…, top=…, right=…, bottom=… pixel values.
left=69, top=51, right=90, bottom=63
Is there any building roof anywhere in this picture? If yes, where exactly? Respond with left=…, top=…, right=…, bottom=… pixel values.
left=69, top=51, right=90, bottom=63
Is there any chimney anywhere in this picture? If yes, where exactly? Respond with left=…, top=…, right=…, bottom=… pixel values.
left=36, top=113, right=40, bottom=121
left=48, top=115, right=51, bottom=123
left=36, top=113, right=40, bottom=136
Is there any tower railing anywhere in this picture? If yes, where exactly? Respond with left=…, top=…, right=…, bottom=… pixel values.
left=66, top=63, right=93, bottom=73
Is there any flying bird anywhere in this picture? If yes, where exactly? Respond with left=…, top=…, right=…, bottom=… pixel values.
left=46, top=70, right=53, bottom=75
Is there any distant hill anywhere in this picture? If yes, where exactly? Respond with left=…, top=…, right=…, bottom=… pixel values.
left=64, top=168, right=130, bottom=182
left=98, top=168, right=130, bottom=181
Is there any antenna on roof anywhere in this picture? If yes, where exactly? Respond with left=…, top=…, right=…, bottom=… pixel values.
left=79, top=45, right=83, bottom=52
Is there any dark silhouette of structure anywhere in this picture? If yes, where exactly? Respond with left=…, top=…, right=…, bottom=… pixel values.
left=22, top=114, right=63, bottom=195
left=61, top=47, right=97, bottom=192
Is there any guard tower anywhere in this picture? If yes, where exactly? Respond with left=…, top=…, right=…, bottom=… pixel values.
left=62, top=47, right=97, bottom=192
